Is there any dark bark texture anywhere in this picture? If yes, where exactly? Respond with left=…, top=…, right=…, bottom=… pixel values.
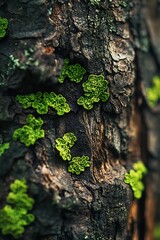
left=0, top=0, right=159, bottom=240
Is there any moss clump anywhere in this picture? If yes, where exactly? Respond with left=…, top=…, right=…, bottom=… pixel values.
left=13, top=114, right=44, bottom=147
left=0, top=179, right=35, bottom=239
left=77, top=74, right=109, bottom=110
left=154, top=223, right=160, bottom=240
left=124, top=161, right=147, bottom=199
left=146, top=76, right=160, bottom=107
left=56, top=133, right=91, bottom=175
left=0, top=143, right=10, bottom=157
left=55, top=132, right=77, bottom=161
left=0, top=18, right=8, bottom=39
left=16, top=91, right=70, bottom=115
left=68, top=156, right=91, bottom=175
left=58, top=58, right=86, bottom=83
left=43, top=92, right=70, bottom=115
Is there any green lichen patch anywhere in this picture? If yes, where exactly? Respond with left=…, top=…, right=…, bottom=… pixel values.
left=120, top=0, right=127, bottom=7
left=77, top=74, right=110, bottom=110
left=9, top=48, right=37, bottom=71
left=0, top=143, right=10, bottom=157
left=89, top=0, right=101, bottom=5
left=68, top=156, right=91, bottom=175
left=58, top=58, right=86, bottom=83
left=55, top=132, right=77, bottom=161
left=13, top=114, right=44, bottom=147
left=16, top=91, right=71, bottom=115
left=124, top=161, right=147, bottom=199
left=0, top=178, right=35, bottom=239
left=0, top=18, right=8, bottom=39
left=146, top=76, right=160, bottom=107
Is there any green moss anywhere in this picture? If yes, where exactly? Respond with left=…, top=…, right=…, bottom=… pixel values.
left=0, top=18, right=8, bottom=39
left=68, top=156, right=91, bottom=175
left=44, top=92, right=70, bottom=115
left=124, top=161, right=147, bottom=199
left=55, top=132, right=77, bottom=161
left=55, top=133, right=91, bottom=175
left=0, top=143, right=10, bottom=157
left=146, top=76, right=160, bottom=107
left=154, top=223, right=160, bottom=240
left=16, top=91, right=70, bottom=115
left=77, top=74, right=109, bottom=110
left=13, top=114, right=44, bottom=147
left=0, top=178, right=35, bottom=239
left=58, top=58, right=86, bottom=83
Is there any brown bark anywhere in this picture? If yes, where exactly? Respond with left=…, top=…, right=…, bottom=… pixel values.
left=0, top=0, right=159, bottom=240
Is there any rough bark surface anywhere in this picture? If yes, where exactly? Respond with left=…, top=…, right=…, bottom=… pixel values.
left=0, top=0, right=157, bottom=240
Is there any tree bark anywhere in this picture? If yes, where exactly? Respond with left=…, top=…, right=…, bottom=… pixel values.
left=0, top=0, right=159, bottom=240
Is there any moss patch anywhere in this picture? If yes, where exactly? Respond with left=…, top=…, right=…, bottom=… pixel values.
left=124, top=161, right=147, bottom=199
left=0, top=179, right=35, bottom=239
left=0, top=143, right=10, bottom=157
left=77, top=74, right=109, bottom=110
left=55, top=132, right=77, bottom=161
left=13, top=114, right=44, bottom=147
left=58, top=59, right=86, bottom=83
left=146, top=76, right=160, bottom=107
left=0, top=18, right=8, bottom=39
left=16, top=91, right=71, bottom=115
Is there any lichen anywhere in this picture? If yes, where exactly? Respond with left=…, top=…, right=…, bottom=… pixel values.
left=124, top=161, right=147, bottom=199
left=58, top=58, right=86, bottom=83
left=0, top=178, right=35, bottom=239
left=0, top=18, right=8, bottom=39
left=55, top=132, right=77, bottom=161
left=146, top=76, right=160, bottom=107
left=9, top=48, right=38, bottom=70
left=89, top=0, right=101, bottom=5
left=68, top=156, right=91, bottom=175
left=16, top=91, right=71, bottom=115
left=0, top=143, right=10, bottom=157
left=13, top=114, right=45, bottom=147
left=108, top=11, right=116, bottom=33
left=120, top=0, right=127, bottom=7
left=77, top=74, right=109, bottom=110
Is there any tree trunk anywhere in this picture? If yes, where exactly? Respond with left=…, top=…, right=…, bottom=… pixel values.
left=0, top=0, right=159, bottom=240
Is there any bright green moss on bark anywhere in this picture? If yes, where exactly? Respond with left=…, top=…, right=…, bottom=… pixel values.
left=0, top=143, right=10, bottom=157
left=56, top=133, right=91, bottom=175
left=0, top=178, right=35, bottom=239
left=146, top=76, right=160, bottom=107
left=154, top=223, right=160, bottom=240
left=124, top=161, right=147, bottom=199
left=13, top=114, right=44, bottom=147
left=58, top=58, right=86, bottom=83
left=77, top=74, right=109, bottom=110
left=55, top=132, right=77, bottom=161
left=16, top=91, right=70, bottom=115
left=0, top=18, right=8, bottom=39
left=43, top=92, right=70, bottom=115
left=68, top=156, right=91, bottom=175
